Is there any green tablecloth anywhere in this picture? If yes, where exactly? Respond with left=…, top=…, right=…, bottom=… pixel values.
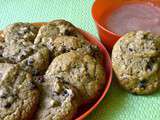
left=0, top=0, right=160, bottom=120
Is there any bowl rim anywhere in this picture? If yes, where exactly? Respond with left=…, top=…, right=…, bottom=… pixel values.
left=91, top=0, right=121, bottom=38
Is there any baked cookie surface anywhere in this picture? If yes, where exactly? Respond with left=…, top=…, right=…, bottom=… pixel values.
left=50, top=36, right=101, bottom=59
left=0, top=65, right=39, bottom=120
left=112, top=31, right=160, bottom=94
left=2, top=23, right=39, bottom=63
left=45, top=51, right=105, bottom=100
left=19, top=46, right=50, bottom=75
left=34, top=78, right=79, bottom=120
left=34, top=19, right=84, bottom=47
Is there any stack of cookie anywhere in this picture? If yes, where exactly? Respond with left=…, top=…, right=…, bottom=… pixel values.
left=0, top=20, right=105, bottom=120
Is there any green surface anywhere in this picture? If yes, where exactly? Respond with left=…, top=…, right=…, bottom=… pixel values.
left=0, top=0, right=160, bottom=120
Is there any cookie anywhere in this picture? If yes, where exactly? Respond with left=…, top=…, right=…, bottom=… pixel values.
left=49, top=36, right=101, bottom=59
left=3, top=43, right=34, bottom=63
left=112, top=31, right=160, bottom=95
left=34, top=19, right=84, bottom=46
left=2, top=23, right=39, bottom=63
left=3, top=22, right=39, bottom=45
left=0, top=65, right=39, bottom=120
left=114, top=31, right=160, bottom=58
left=34, top=78, right=80, bottom=120
left=19, top=46, right=50, bottom=75
left=45, top=51, right=105, bottom=101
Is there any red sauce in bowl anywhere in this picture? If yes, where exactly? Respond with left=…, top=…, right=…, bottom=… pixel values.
left=105, top=3, right=160, bottom=35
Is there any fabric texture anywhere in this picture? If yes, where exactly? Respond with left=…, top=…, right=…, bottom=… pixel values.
left=0, top=0, right=160, bottom=120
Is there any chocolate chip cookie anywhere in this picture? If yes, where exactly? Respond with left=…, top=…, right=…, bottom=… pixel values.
left=112, top=31, right=160, bottom=94
left=0, top=65, right=39, bottom=120
left=19, top=46, right=50, bottom=75
left=34, top=19, right=84, bottom=47
left=3, top=22, right=39, bottom=45
left=34, top=78, right=80, bottom=120
left=50, top=36, right=101, bottom=59
left=45, top=51, right=105, bottom=101
left=2, top=23, right=39, bottom=63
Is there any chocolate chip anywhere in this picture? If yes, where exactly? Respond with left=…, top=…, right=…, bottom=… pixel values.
left=60, top=46, right=66, bottom=53
left=30, top=82, right=37, bottom=90
left=143, top=34, right=148, bottom=39
left=146, top=63, right=152, bottom=72
left=55, top=76, right=64, bottom=81
left=62, top=90, right=69, bottom=97
left=4, top=103, right=11, bottom=108
left=32, top=69, right=39, bottom=76
left=36, top=75, right=44, bottom=83
left=0, top=94, right=7, bottom=99
left=64, top=29, right=71, bottom=36
left=52, top=91, right=59, bottom=96
left=138, top=80, right=147, bottom=88
left=27, top=58, right=34, bottom=66
left=128, top=48, right=133, bottom=52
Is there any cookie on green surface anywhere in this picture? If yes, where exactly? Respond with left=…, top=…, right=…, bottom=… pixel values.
left=112, top=31, right=160, bottom=95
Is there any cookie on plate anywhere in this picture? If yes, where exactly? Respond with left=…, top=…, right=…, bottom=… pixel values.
left=3, top=22, right=39, bottom=45
left=0, top=65, right=39, bottom=120
left=2, top=43, right=34, bottom=63
left=49, top=36, right=100, bottom=59
left=45, top=51, right=105, bottom=101
left=34, top=19, right=84, bottom=47
left=2, top=23, right=39, bottom=63
left=34, top=78, right=80, bottom=120
left=112, top=31, right=160, bottom=95
left=19, top=46, right=50, bottom=75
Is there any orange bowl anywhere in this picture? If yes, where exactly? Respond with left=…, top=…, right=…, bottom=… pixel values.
left=0, top=22, right=112, bottom=120
left=91, top=0, right=160, bottom=51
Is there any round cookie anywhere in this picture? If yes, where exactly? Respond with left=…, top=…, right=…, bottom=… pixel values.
left=34, top=19, right=84, bottom=46
left=2, top=43, right=34, bottom=63
left=49, top=36, right=101, bottom=59
left=45, top=51, right=105, bottom=101
left=34, top=78, right=80, bottom=120
left=0, top=65, right=39, bottom=120
left=3, top=22, right=39, bottom=45
left=2, top=23, right=39, bottom=63
left=19, top=46, right=50, bottom=75
left=112, top=31, right=160, bottom=95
